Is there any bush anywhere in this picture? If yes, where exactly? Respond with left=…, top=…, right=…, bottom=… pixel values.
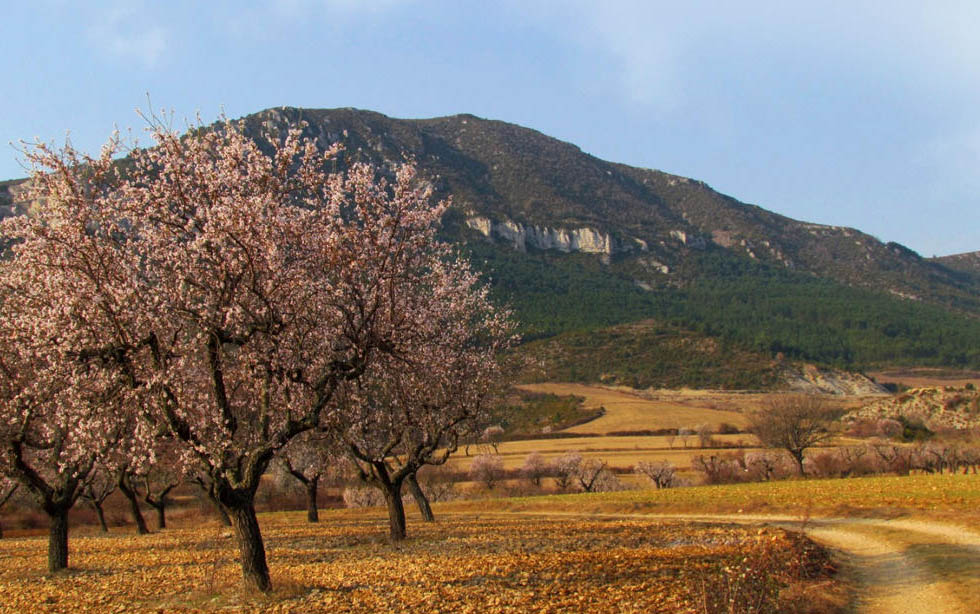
left=416, top=464, right=460, bottom=502
left=520, top=452, right=549, bottom=487
left=470, top=454, right=505, bottom=490
left=695, top=531, right=840, bottom=614
left=551, top=452, right=583, bottom=491
left=635, top=460, right=677, bottom=488
left=898, top=416, right=933, bottom=442
left=744, top=451, right=796, bottom=482
left=717, top=422, right=741, bottom=435
left=342, top=487, right=385, bottom=508
left=693, top=453, right=749, bottom=485
left=876, top=419, right=903, bottom=439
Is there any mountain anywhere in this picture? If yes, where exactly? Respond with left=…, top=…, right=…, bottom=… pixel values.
left=932, top=251, right=980, bottom=279
left=4, top=107, right=980, bottom=380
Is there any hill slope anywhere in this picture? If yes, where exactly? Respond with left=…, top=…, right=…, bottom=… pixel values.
left=230, top=107, right=980, bottom=312
left=4, top=107, right=980, bottom=376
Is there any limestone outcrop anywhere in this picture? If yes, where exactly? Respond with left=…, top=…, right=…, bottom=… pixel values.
left=466, top=216, right=616, bottom=254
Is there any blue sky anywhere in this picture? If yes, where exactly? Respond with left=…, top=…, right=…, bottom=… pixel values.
left=2, top=1, right=978, bottom=256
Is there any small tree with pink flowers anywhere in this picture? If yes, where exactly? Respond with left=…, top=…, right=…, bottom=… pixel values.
left=339, top=276, right=514, bottom=540
left=0, top=269, right=141, bottom=570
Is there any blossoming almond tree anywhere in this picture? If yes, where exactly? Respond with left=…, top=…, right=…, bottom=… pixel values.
left=339, top=269, right=514, bottom=540
left=0, top=252, right=140, bottom=571
left=7, top=115, right=477, bottom=591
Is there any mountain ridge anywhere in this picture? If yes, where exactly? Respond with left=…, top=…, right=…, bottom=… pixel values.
left=3, top=107, right=980, bottom=375
left=237, top=107, right=979, bottom=314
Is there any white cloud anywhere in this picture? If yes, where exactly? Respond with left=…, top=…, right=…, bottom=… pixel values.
left=509, top=1, right=980, bottom=113
left=87, top=4, right=169, bottom=68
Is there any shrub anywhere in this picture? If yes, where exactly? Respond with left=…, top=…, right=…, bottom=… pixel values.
left=342, top=487, right=385, bottom=508
left=717, top=422, right=741, bottom=435
left=876, top=419, right=903, bottom=439
left=574, top=458, right=625, bottom=492
left=521, top=452, right=549, bottom=487
left=551, top=452, right=583, bottom=491
left=470, top=454, right=505, bottom=490
left=416, top=464, right=460, bottom=502
left=744, top=451, right=795, bottom=482
left=635, top=460, right=677, bottom=489
left=898, top=416, right=933, bottom=442
left=694, top=453, right=749, bottom=485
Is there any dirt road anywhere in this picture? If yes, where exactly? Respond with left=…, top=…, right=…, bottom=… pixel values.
left=497, top=511, right=980, bottom=614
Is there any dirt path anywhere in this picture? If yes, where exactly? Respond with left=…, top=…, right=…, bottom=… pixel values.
left=484, top=511, right=980, bottom=614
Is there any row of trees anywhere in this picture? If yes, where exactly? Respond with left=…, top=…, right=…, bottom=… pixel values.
left=0, top=114, right=513, bottom=591
left=694, top=440, right=980, bottom=485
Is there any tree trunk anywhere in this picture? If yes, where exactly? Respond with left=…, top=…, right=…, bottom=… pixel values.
left=406, top=471, right=434, bottom=522
left=197, top=480, right=233, bottom=526
left=48, top=507, right=69, bottom=572
left=227, top=503, right=271, bottom=593
left=216, top=503, right=232, bottom=526
left=366, top=461, right=408, bottom=541
left=153, top=503, right=166, bottom=530
left=0, top=519, right=4, bottom=539
left=92, top=501, right=109, bottom=533
left=118, top=474, right=149, bottom=534
left=383, top=485, right=407, bottom=541
left=305, top=478, right=319, bottom=523
left=791, top=450, right=806, bottom=476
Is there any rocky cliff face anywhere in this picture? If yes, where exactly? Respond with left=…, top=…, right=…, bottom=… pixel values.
left=465, top=216, right=617, bottom=255
left=781, top=364, right=888, bottom=396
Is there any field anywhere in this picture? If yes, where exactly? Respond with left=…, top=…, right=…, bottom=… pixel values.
left=866, top=368, right=980, bottom=389
left=5, top=383, right=979, bottom=613
left=447, top=473, right=980, bottom=520
left=450, top=434, right=762, bottom=475
left=513, top=383, right=871, bottom=435
left=3, top=473, right=979, bottom=613
left=0, top=510, right=835, bottom=614
left=458, top=383, right=879, bottom=479
left=514, top=383, right=754, bottom=433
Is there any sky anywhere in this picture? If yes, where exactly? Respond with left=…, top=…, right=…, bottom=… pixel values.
left=2, top=1, right=978, bottom=257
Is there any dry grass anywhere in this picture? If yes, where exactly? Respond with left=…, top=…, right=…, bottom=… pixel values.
left=514, top=383, right=871, bottom=436
left=0, top=510, right=838, bottom=613
left=515, top=383, right=753, bottom=433
left=450, top=435, right=762, bottom=472
left=446, top=473, right=980, bottom=520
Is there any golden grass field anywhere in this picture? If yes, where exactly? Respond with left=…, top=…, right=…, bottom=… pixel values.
left=0, top=493, right=848, bottom=613
left=514, top=383, right=753, bottom=433
left=449, top=434, right=762, bottom=473
left=450, top=382, right=881, bottom=477
left=7, top=384, right=977, bottom=613
left=447, top=473, right=980, bottom=520
left=4, top=473, right=977, bottom=613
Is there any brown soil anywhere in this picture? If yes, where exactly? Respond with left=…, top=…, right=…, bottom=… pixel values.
left=493, top=511, right=980, bottom=614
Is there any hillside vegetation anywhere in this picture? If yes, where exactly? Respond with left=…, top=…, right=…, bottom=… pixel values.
left=476, top=240, right=980, bottom=371
left=517, top=319, right=781, bottom=390
left=5, top=107, right=980, bottom=376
